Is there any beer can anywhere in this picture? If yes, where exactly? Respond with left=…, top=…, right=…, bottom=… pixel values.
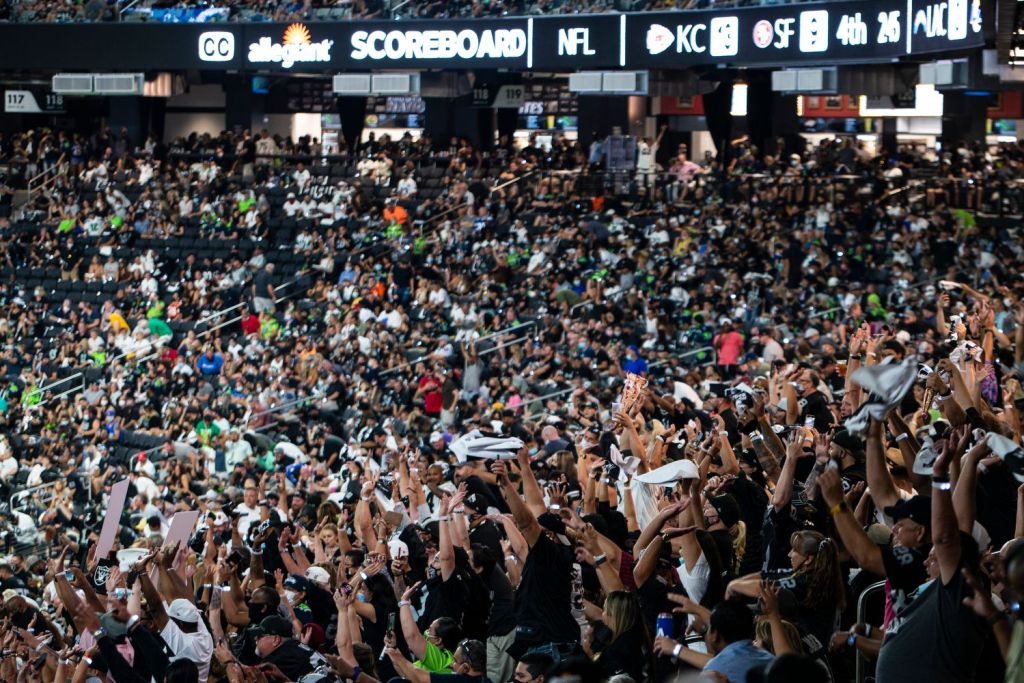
left=656, top=612, right=674, bottom=638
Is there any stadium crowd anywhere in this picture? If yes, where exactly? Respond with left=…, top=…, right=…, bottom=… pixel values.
left=0, top=121, right=1021, bottom=683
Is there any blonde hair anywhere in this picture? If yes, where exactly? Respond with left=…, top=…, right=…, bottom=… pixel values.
left=729, top=520, right=747, bottom=574
left=755, top=619, right=804, bottom=655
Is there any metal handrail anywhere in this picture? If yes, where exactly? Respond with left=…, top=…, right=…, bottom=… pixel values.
left=855, top=580, right=887, bottom=683
left=33, top=275, right=307, bottom=401
left=20, top=154, right=67, bottom=215
left=646, top=345, right=715, bottom=369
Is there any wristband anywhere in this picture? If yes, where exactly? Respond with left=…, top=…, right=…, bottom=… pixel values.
left=847, top=633, right=857, bottom=647
left=829, top=501, right=848, bottom=516
left=506, top=555, right=519, bottom=564
left=593, top=553, right=607, bottom=567
left=438, top=515, right=450, bottom=522
left=452, top=508, right=465, bottom=514
left=936, top=392, right=953, bottom=402
left=864, top=624, right=872, bottom=638
left=359, top=571, right=369, bottom=582
left=126, top=614, right=140, bottom=629
left=83, top=657, right=93, bottom=666
left=398, top=600, right=411, bottom=608
left=671, top=643, right=682, bottom=660
left=932, top=480, right=952, bottom=491
left=895, top=433, right=909, bottom=442
left=353, top=666, right=361, bottom=680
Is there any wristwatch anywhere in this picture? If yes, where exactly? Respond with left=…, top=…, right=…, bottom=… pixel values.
left=593, top=553, right=607, bottom=567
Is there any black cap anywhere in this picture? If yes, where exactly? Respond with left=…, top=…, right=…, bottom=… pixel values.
left=883, top=495, right=931, bottom=531
left=537, top=512, right=570, bottom=544
left=832, top=428, right=865, bottom=453
left=709, top=494, right=741, bottom=528
left=250, top=615, right=294, bottom=638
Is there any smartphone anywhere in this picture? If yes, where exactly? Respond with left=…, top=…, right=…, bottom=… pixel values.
left=804, top=416, right=815, bottom=430
left=341, top=582, right=353, bottom=596
left=386, top=612, right=396, bottom=636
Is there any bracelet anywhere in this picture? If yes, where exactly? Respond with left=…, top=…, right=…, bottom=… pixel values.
left=895, top=433, right=909, bottom=442
left=353, top=666, right=361, bottom=680
left=864, top=624, right=872, bottom=638
left=438, top=515, right=450, bottom=522
left=867, top=353, right=877, bottom=358
left=359, top=571, right=369, bottom=582
left=506, top=555, right=518, bottom=564
left=593, top=553, right=607, bottom=567
left=829, top=501, right=849, bottom=516
left=936, top=393, right=953, bottom=402
left=671, top=643, right=682, bottom=660
left=932, top=480, right=952, bottom=491
left=453, top=508, right=465, bottom=514
left=398, top=600, right=411, bottom=608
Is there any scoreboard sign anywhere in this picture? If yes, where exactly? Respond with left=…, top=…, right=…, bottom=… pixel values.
left=0, top=0, right=990, bottom=72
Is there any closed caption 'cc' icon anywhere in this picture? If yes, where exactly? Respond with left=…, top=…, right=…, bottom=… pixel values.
left=199, top=31, right=235, bottom=61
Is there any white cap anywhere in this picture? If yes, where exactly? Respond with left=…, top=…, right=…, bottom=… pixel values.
left=166, top=598, right=200, bottom=624
left=388, top=539, right=409, bottom=559
left=305, top=566, right=331, bottom=588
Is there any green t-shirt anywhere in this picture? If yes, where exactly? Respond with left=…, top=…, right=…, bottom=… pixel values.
left=415, top=640, right=454, bottom=673
left=195, top=420, right=221, bottom=446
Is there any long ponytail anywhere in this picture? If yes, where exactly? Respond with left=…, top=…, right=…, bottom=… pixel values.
left=790, top=531, right=846, bottom=612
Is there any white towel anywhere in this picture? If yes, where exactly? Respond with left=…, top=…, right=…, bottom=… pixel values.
left=447, top=429, right=524, bottom=463
left=844, top=357, right=918, bottom=435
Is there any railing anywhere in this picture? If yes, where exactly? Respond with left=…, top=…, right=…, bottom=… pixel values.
left=33, top=274, right=309, bottom=406
left=855, top=580, right=887, bottom=683
left=11, top=479, right=64, bottom=513
left=19, top=154, right=67, bottom=218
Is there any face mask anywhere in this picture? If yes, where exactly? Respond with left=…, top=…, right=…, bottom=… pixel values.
left=247, top=602, right=269, bottom=624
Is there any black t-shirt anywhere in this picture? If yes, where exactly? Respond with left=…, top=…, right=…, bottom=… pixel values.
left=880, top=541, right=930, bottom=615
left=761, top=503, right=803, bottom=573
left=597, top=625, right=649, bottom=682
left=418, top=572, right=470, bottom=632
left=709, top=528, right=735, bottom=579
left=798, top=391, right=834, bottom=431
left=513, top=534, right=579, bottom=644
left=482, top=565, right=516, bottom=638
left=876, top=562, right=986, bottom=683
left=261, top=638, right=327, bottom=681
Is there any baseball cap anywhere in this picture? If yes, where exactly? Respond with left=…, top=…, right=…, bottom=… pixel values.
left=709, top=495, right=741, bottom=528
left=166, top=598, right=200, bottom=624
left=832, top=428, right=865, bottom=453
left=251, top=614, right=294, bottom=638
left=883, top=495, right=931, bottom=531
left=537, top=512, right=570, bottom=545
left=388, top=539, right=409, bottom=559
left=283, top=575, right=310, bottom=592
left=305, top=566, right=331, bottom=588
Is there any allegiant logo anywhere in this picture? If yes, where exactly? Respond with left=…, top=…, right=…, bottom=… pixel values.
left=248, top=24, right=333, bottom=68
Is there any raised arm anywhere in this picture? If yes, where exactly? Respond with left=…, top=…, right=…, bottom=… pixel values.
left=818, top=468, right=885, bottom=576
left=864, top=418, right=899, bottom=510
left=493, top=461, right=541, bottom=546
left=516, top=447, right=549, bottom=518
left=931, top=442, right=962, bottom=585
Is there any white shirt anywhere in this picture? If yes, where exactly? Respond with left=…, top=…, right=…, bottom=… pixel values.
left=133, top=475, right=160, bottom=501
left=161, top=618, right=214, bottom=683
left=0, top=456, right=18, bottom=481
left=235, top=503, right=260, bottom=540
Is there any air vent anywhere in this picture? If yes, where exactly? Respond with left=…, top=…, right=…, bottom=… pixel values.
left=333, top=74, right=372, bottom=95
left=52, top=74, right=94, bottom=94
left=602, top=72, right=637, bottom=92
left=93, top=74, right=145, bottom=95
left=568, top=72, right=603, bottom=93
left=372, top=73, right=419, bottom=95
